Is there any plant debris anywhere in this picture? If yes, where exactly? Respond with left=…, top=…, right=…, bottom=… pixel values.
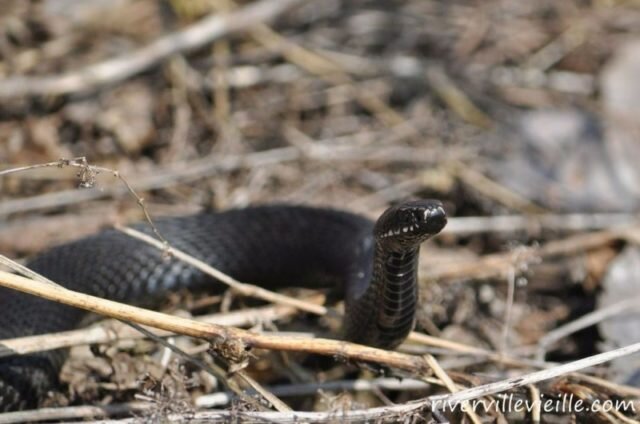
left=2, top=0, right=640, bottom=422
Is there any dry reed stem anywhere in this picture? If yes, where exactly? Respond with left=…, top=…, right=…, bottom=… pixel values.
left=446, top=212, right=639, bottom=235
left=239, top=21, right=536, bottom=217
left=425, top=65, right=493, bottom=129
left=234, top=370, right=292, bottom=412
left=571, top=373, right=640, bottom=399
left=116, top=225, right=328, bottom=316
left=0, top=271, right=429, bottom=373
left=0, top=256, right=263, bottom=407
left=0, top=148, right=298, bottom=216
left=433, top=342, right=640, bottom=405
left=22, top=343, right=640, bottom=424
left=0, top=304, right=301, bottom=357
left=424, top=354, right=482, bottom=424
left=448, top=160, right=548, bottom=214
left=537, top=294, right=640, bottom=361
left=207, top=0, right=417, bottom=134
left=0, top=145, right=451, bottom=217
left=118, top=221, right=544, bottom=370
left=0, top=403, right=151, bottom=424
left=2, top=158, right=531, bottom=371
left=0, top=0, right=308, bottom=98
left=527, top=384, right=542, bottom=423
left=424, top=227, right=626, bottom=281
left=0, top=378, right=436, bottom=423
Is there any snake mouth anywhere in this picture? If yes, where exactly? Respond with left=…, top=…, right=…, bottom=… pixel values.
left=421, top=204, right=447, bottom=234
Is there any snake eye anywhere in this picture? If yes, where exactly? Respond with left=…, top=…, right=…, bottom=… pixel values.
left=399, top=211, right=415, bottom=226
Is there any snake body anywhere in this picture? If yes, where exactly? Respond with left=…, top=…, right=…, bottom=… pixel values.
left=0, top=200, right=446, bottom=410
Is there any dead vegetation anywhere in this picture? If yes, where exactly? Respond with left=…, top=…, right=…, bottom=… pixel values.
left=2, top=0, right=640, bottom=422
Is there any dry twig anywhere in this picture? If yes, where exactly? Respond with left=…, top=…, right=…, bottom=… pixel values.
left=0, top=270, right=430, bottom=373
left=0, top=0, right=308, bottom=99
left=0, top=145, right=455, bottom=217
left=424, top=227, right=626, bottom=281
left=0, top=304, right=301, bottom=357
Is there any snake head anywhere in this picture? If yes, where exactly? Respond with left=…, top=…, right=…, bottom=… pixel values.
left=374, top=199, right=447, bottom=250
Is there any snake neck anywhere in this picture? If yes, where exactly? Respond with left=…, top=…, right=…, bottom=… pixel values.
left=344, top=241, right=420, bottom=349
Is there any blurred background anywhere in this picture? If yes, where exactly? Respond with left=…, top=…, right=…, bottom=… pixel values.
left=2, top=0, right=640, bottom=419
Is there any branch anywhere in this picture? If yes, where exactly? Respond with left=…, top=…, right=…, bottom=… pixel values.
left=0, top=304, right=300, bottom=357
left=434, top=342, right=640, bottom=405
left=0, top=0, right=307, bottom=99
left=0, top=271, right=428, bottom=373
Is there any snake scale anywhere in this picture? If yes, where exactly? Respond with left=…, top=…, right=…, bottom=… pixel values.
left=0, top=200, right=446, bottom=410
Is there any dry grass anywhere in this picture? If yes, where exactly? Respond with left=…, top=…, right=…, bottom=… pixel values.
left=1, top=0, right=640, bottom=422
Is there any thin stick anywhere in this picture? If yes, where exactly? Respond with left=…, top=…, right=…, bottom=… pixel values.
left=122, top=321, right=239, bottom=398
left=0, top=403, right=151, bottom=424
left=0, top=0, right=308, bottom=99
left=449, top=160, right=547, bottom=214
left=0, top=148, right=298, bottom=217
left=425, top=65, right=493, bottom=129
left=527, top=384, right=542, bottom=423
left=570, top=373, right=640, bottom=398
left=0, top=157, right=169, bottom=247
left=0, top=304, right=300, bottom=357
left=406, top=332, right=545, bottom=369
left=0, top=203, right=540, bottom=372
left=433, top=342, right=640, bottom=405
left=119, top=222, right=551, bottom=370
left=536, top=295, right=640, bottom=361
left=117, top=222, right=554, bottom=370
left=0, top=270, right=429, bottom=373
left=116, top=225, right=328, bottom=316
left=424, top=354, right=482, bottom=424
left=15, top=344, right=640, bottom=424
left=198, top=377, right=433, bottom=406
left=0, top=378, right=433, bottom=423
left=500, top=267, right=517, bottom=353
left=0, top=161, right=68, bottom=177
left=446, top=213, right=638, bottom=235
left=0, top=145, right=452, bottom=217
left=44, top=403, right=435, bottom=423
left=0, top=255, right=259, bottom=405
left=234, top=370, right=292, bottom=412
left=425, top=228, right=624, bottom=281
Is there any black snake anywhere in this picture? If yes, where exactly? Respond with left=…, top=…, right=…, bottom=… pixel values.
left=0, top=200, right=446, bottom=410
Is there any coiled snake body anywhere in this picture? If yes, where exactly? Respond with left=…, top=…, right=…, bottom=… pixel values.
left=0, top=200, right=446, bottom=410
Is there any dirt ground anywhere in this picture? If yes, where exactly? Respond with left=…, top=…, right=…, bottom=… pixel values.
left=2, top=0, right=640, bottom=422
